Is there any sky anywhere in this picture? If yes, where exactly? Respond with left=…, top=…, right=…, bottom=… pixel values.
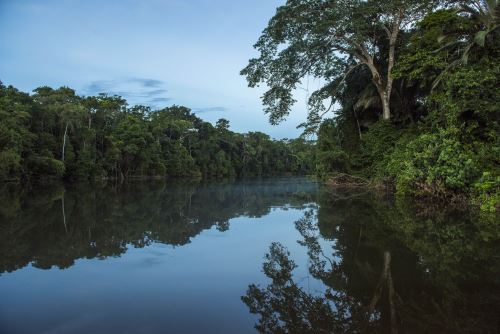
left=0, top=0, right=313, bottom=139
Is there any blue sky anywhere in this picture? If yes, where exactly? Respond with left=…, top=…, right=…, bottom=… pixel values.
left=0, top=0, right=312, bottom=139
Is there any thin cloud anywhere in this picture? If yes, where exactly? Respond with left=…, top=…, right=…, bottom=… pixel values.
left=149, top=97, right=171, bottom=103
left=85, top=80, right=114, bottom=94
left=193, top=106, right=228, bottom=113
left=145, top=89, right=168, bottom=97
left=84, top=78, right=169, bottom=106
left=136, top=78, right=163, bottom=88
left=84, top=78, right=166, bottom=94
left=112, top=89, right=167, bottom=98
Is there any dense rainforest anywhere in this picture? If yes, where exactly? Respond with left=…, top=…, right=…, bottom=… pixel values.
left=0, top=83, right=315, bottom=181
left=1, top=1, right=499, bottom=214
left=242, top=0, right=499, bottom=212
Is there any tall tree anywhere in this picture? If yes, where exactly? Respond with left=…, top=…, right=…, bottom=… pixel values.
left=241, top=0, right=438, bottom=127
left=60, top=104, right=84, bottom=162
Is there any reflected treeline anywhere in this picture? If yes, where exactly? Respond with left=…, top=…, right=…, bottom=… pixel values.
left=0, top=177, right=318, bottom=273
left=243, top=188, right=500, bottom=333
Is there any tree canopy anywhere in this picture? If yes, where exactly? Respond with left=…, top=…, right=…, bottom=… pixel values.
left=242, top=0, right=439, bottom=127
left=0, top=84, right=315, bottom=182
left=243, top=0, right=499, bottom=212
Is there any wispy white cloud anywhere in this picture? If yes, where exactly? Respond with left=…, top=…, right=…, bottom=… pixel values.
left=83, top=78, right=170, bottom=107
left=193, top=106, right=228, bottom=113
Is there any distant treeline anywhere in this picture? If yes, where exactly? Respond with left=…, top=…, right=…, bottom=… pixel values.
left=0, top=83, right=315, bottom=181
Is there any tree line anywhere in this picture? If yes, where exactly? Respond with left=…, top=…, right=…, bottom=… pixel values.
left=242, top=0, right=499, bottom=212
left=0, top=83, right=315, bottom=182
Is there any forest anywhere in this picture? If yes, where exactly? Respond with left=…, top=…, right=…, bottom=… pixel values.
left=0, top=2, right=498, bottom=332
left=241, top=0, right=499, bottom=212
left=0, top=83, right=315, bottom=181
left=1, top=1, right=499, bottom=213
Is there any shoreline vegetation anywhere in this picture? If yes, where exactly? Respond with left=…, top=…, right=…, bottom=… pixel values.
left=240, top=0, right=499, bottom=213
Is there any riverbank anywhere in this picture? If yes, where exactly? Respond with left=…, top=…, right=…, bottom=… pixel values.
left=324, top=172, right=499, bottom=214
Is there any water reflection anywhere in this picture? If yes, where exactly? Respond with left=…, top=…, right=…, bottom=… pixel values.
left=243, top=189, right=500, bottom=333
left=0, top=178, right=318, bottom=273
left=1, top=179, right=498, bottom=333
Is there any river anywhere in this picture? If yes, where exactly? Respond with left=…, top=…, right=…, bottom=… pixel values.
left=0, top=177, right=498, bottom=333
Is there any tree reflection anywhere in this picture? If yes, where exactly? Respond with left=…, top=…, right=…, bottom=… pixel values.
left=242, top=242, right=350, bottom=333
left=243, top=189, right=500, bottom=333
left=0, top=178, right=318, bottom=273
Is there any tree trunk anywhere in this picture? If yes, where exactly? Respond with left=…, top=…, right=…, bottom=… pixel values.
left=383, top=12, right=402, bottom=122
left=353, top=108, right=362, bottom=139
left=62, top=123, right=69, bottom=162
left=383, top=37, right=397, bottom=121
left=355, top=11, right=402, bottom=122
left=381, top=93, right=391, bottom=120
left=365, top=60, right=392, bottom=121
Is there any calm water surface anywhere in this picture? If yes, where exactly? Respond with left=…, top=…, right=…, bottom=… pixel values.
left=0, top=177, right=498, bottom=333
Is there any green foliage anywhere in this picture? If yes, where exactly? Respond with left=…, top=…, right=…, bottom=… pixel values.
left=387, top=57, right=499, bottom=207
left=315, top=119, right=351, bottom=177
left=26, top=155, right=65, bottom=178
left=313, top=4, right=500, bottom=212
left=0, top=149, right=22, bottom=181
left=0, top=83, right=315, bottom=182
left=242, top=0, right=438, bottom=125
left=472, top=172, right=500, bottom=212
left=387, top=127, right=480, bottom=194
left=428, top=58, right=500, bottom=130
left=359, top=120, right=401, bottom=178
left=393, top=9, right=473, bottom=90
